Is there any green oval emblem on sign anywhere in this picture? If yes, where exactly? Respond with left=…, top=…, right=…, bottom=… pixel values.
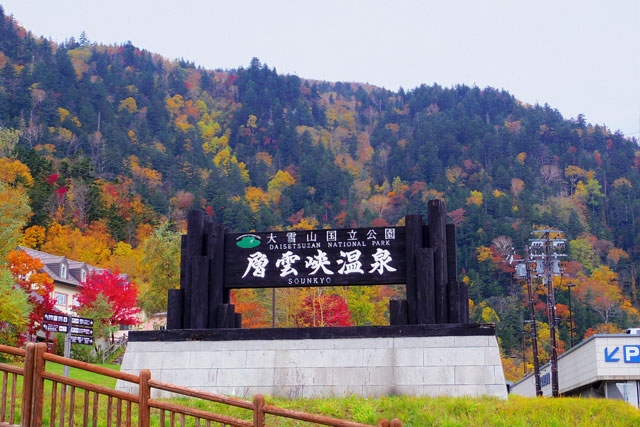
left=236, top=234, right=261, bottom=248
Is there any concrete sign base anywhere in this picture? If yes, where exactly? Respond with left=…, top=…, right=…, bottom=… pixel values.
left=116, top=334, right=507, bottom=399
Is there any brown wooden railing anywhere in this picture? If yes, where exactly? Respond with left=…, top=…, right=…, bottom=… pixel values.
left=0, top=344, right=27, bottom=426
left=0, top=343, right=402, bottom=426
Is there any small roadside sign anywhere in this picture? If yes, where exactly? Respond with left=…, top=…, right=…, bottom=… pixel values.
left=43, top=323, right=68, bottom=333
left=70, top=335, right=94, bottom=345
left=43, top=313, right=69, bottom=324
left=71, top=317, right=94, bottom=327
left=43, top=312, right=94, bottom=346
left=70, top=326, right=93, bottom=336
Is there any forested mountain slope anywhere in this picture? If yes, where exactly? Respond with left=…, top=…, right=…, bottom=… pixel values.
left=1, top=6, right=639, bottom=379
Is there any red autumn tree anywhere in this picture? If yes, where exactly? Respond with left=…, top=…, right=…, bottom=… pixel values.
left=7, top=249, right=56, bottom=336
left=231, top=288, right=269, bottom=328
left=76, top=270, right=141, bottom=326
left=295, top=294, right=353, bottom=327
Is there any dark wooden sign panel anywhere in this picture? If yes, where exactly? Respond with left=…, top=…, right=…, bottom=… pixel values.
left=70, top=335, right=94, bottom=345
left=44, top=313, right=69, bottom=324
left=43, top=323, right=68, bottom=333
left=167, top=201, right=469, bottom=330
left=70, top=326, right=93, bottom=336
left=224, top=226, right=406, bottom=288
left=71, top=317, right=94, bottom=327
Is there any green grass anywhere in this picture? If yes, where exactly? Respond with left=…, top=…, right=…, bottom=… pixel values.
left=2, top=363, right=640, bottom=426
left=45, top=361, right=121, bottom=388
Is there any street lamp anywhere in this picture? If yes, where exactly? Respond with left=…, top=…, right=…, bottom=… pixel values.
left=567, top=283, right=576, bottom=348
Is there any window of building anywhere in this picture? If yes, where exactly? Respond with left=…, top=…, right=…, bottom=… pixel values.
left=55, top=292, right=67, bottom=306
left=81, top=269, right=87, bottom=283
left=60, top=263, right=67, bottom=279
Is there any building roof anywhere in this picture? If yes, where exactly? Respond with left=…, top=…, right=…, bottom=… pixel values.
left=16, top=246, right=109, bottom=288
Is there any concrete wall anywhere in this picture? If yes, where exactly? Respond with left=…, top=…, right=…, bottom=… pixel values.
left=116, top=335, right=507, bottom=399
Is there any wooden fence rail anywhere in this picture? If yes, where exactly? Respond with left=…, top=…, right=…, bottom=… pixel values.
left=0, top=343, right=402, bottom=427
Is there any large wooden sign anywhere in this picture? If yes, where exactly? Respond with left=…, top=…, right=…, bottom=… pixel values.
left=166, top=199, right=469, bottom=330
left=224, top=227, right=406, bottom=288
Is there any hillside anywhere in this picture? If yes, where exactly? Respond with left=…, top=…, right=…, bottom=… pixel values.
left=1, top=6, right=639, bottom=381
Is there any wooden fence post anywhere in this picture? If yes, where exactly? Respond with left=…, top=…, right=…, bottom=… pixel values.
left=139, top=369, right=151, bottom=427
left=30, top=342, right=47, bottom=427
left=21, top=343, right=35, bottom=427
left=253, top=394, right=265, bottom=427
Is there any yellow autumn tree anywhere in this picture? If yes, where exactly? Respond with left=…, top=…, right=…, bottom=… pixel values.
left=466, top=190, right=483, bottom=206
left=244, top=186, right=269, bottom=212
left=20, top=225, right=46, bottom=249
left=118, top=97, right=138, bottom=114
left=165, top=94, right=184, bottom=116
left=565, top=165, right=585, bottom=195
left=268, top=170, right=295, bottom=194
left=0, top=158, right=33, bottom=187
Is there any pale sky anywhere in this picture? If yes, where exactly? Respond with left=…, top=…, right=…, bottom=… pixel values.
left=2, top=0, right=639, bottom=137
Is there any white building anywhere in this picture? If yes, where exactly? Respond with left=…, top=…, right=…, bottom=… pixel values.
left=17, top=246, right=109, bottom=314
left=510, top=333, right=640, bottom=407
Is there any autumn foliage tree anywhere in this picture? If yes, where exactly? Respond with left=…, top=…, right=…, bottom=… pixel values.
left=231, top=288, right=269, bottom=328
left=75, top=270, right=141, bottom=336
left=7, top=249, right=55, bottom=336
left=294, top=293, right=352, bottom=327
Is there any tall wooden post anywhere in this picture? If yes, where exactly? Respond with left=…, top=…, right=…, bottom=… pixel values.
left=166, top=289, right=184, bottom=329
left=190, top=256, right=210, bottom=329
left=446, top=224, right=460, bottom=323
left=404, top=215, right=423, bottom=324
left=428, top=200, right=448, bottom=323
left=183, top=210, right=205, bottom=328
left=208, top=222, right=226, bottom=328
left=416, top=248, right=436, bottom=324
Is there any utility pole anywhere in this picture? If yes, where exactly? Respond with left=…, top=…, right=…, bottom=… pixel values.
left=524, top=247, right=543, bottom=397
left=512, top=248, right=542, bottom=396
left=567, top=283, right=575, bottom=348
left=544, top=231, right=560, bottom=398
left=530, top=229, right=566, bottom=398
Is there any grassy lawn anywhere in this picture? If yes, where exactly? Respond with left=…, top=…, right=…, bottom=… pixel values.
left=2, top=362, right=639, bottom=426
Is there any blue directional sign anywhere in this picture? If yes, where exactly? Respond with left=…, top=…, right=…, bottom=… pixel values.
left=605, top=347, right=620, bottom=362
left=623, top=345, right=640, bottom=363
left=604, top=345, right=640, bottom=363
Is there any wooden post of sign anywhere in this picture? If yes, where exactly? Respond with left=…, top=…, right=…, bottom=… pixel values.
left=389, top=299, right=408, bottom=325
left=446, top=224, right=460, bottom=323
left=166, top=289, right=183, bottom=329
left=222, top=229, right=231, bottom=304
left=190, top=256, right=209, bottom=329
left=217, top=304, right=237, bottom=328
left=207, top=222, right=226, bottom=328
left=428, top=199, right=448, bottom=324
left=404, top=214, right=423, bottom=325
left=63, top=315, right=71, bottom=378
left=416, top=248, right=436, bottom=324
left=164, top=222, right=186, bottom=331
left=461, top=278, right=469, bottom=323
left=184, top=210, right=205, bottom=329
